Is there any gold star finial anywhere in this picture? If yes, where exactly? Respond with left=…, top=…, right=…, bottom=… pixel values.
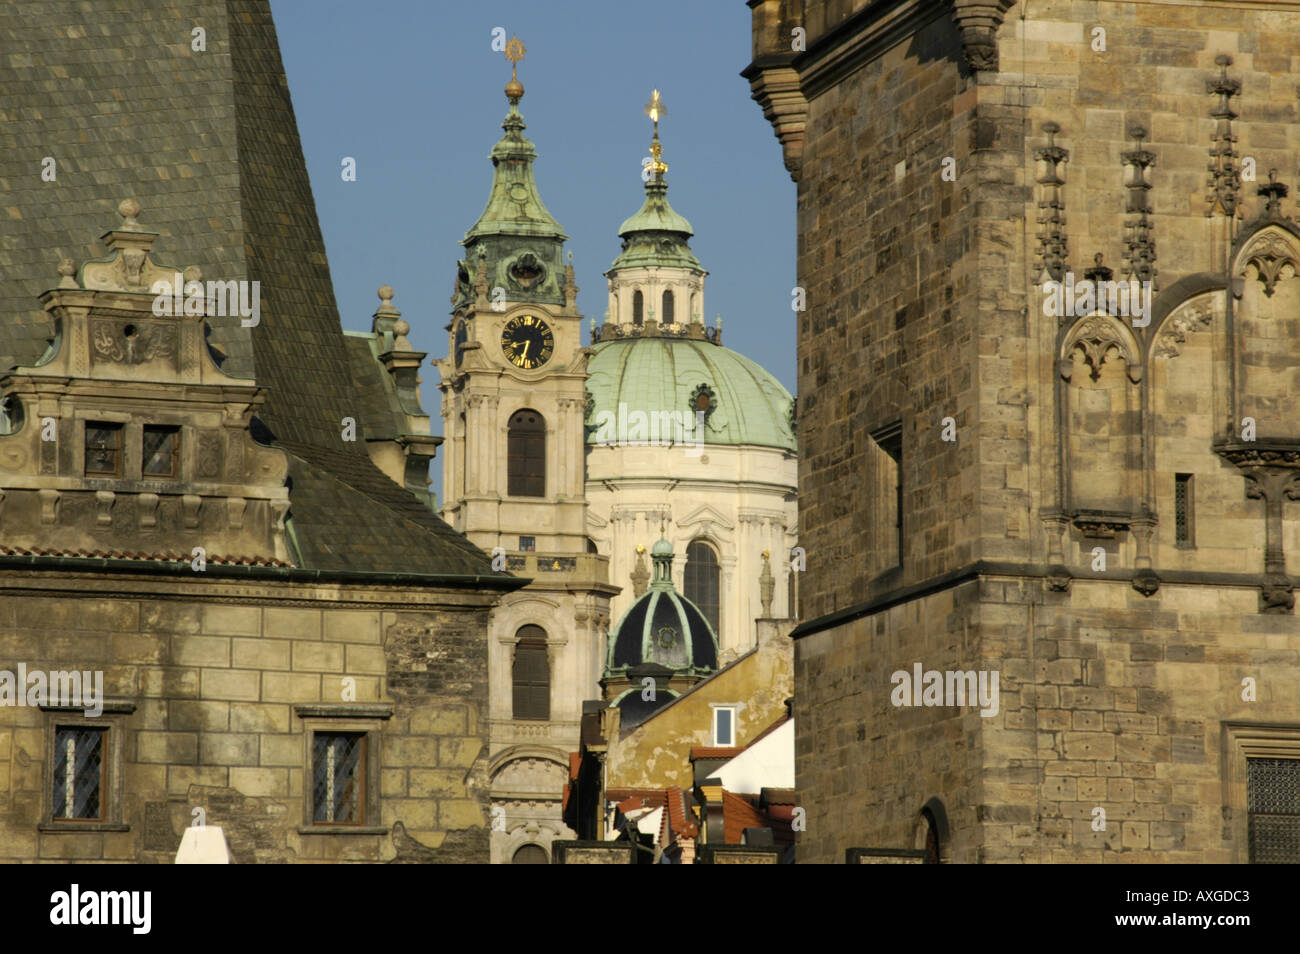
left=504, top=36, right=526, bottom=101
left=644, top=89, right=668, bottom=176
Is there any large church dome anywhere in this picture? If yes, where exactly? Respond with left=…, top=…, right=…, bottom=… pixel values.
left=586, top=338, right=796, bottom=452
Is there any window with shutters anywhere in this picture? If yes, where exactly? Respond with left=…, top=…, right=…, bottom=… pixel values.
left=507, top=409, right=545, bottom=497
left=1248, top=757, right=1300, bottom=863
left=512, top=626, right=550, bottom=721
left=684, top=540, right=720, bottom=638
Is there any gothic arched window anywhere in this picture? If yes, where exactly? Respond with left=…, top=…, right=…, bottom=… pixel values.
left=512, top=625, right=550, bottom=721
left=507, top=409, right=546, bottom=497
left=684, top=540, right=720, bottom=638
left=662, top=290, right=675, bottom=324
left=633, top=290, right=644, bottom=326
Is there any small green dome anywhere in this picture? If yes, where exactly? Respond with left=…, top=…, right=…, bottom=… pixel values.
left=586, top=338, right=796, bottom=452
left=609, top=177, right=701, bottom=272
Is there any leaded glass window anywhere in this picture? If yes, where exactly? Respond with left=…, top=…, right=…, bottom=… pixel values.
left=84, top=422, right=122, bottom=477
left=1248, top=757, right=1300, bottom=863
left=312, top=732, right=366, bottom=825
left=52, top=726, right=106, bottom=821
left=143, top=425, right=180, bottom=478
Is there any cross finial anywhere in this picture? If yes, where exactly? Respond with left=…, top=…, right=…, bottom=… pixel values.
left=645, top=89, right=668, bottom=176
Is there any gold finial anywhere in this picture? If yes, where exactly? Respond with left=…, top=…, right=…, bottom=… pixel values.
left=504, top=35, right=526, bottom=101
left=644, top=89, right=668, bottom=176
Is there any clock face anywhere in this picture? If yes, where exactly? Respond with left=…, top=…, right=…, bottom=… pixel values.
left=501, top=314, right=554, bottom=369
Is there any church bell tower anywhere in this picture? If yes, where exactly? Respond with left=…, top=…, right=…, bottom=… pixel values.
left=432, top=38, right=617, bottom=863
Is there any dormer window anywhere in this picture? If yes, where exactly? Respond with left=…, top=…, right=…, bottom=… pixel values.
left=84, top=423, right=122, bottom=477
left=143, top=426, right=180, bottom=478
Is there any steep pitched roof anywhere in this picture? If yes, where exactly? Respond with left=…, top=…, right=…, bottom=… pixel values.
left=0, top=0, right=499, bottom=577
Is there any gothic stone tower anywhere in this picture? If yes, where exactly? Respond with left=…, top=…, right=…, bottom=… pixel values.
left=434, top=42, right=617, bottom=864
left=748, top=0, right=1300, bottom=863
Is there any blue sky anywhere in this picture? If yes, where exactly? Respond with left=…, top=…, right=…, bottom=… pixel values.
left=271, top=0, right=795, bottom=498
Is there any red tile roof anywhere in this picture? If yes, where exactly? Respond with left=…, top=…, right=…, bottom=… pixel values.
left=690, top=746, right=744, bottom=761
left=0, top=545, right=292, bottom=566
left=722, top=789, right=767, bottom=844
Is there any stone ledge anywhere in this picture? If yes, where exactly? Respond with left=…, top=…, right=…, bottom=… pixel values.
left=294, top=703, right=393, bottom=720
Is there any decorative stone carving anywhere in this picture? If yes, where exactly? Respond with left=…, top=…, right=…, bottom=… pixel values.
left=90, top=319, right=177, bottom=365
left=1034, top=123, right=1069, bottom=283
left=138, top=492, right=159, bottom=529
left=630, top=544, right=650, bottom=598
left=1238, top=229, right=1299, bottom=298
left=1121, top=127, right=1158, bottom=292
left=1205, top=56, right=1241, bottom=218
left=951, top=0, right=1016, bottom=73
left=182, top=494, right=201, bottom=529
left=1153, top=301, right=1214, bottom=359
left=1063, top=316, right=1139, bottom=383
left=94, top=490, right=115, bottom=527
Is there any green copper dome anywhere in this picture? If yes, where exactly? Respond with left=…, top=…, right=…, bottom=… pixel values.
left=609, top=176, right=702, bottom=272
left=586, top=337, right=796, bottom=452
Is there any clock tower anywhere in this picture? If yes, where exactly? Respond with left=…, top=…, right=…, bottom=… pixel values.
left=433, top=38, right=617, bottom=863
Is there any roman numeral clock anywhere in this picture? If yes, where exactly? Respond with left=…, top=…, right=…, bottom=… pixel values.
left=501, top=314, right=554, bottom=369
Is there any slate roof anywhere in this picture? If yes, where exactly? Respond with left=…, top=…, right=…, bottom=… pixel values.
left=0, top=0, right=500, bottom=578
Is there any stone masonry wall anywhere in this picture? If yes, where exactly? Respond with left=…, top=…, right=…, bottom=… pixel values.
left=0, top=578, right=493, bottom=863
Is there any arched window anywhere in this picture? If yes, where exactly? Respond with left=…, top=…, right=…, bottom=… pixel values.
left=507, top=409, right=545, bottom=497
left=633, top=290, right=644, bottom=326
left=512, top=843, right=548, bottom=864
left=922, top=808, right=941, bottom=864
left=684, top=540, right=720, bottom=638
left=662, top=290, right=674, bottom=324
left=512, top=625, right=550, bottom=721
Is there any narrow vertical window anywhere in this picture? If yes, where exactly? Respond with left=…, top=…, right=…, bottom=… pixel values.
left=1175, top=473, right=1193, bottom=546
left=52, top=726, right=106, bottom=821
left=507, top=409, right=546, bottom=497
left=684, top=540, right=721, bottom=638
left=633, top=290, right=644, bottom=326
left=712, top=706, right=735, bottom=747
left=662, top=290, right=674, bottom=324
left=312, top=732, right=366, bottom=825
left=1247, top=757, right=1300, bottom=863
left=872, top=422, right=903, bottom=569
left=512, top=625, right=550, bottom=721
